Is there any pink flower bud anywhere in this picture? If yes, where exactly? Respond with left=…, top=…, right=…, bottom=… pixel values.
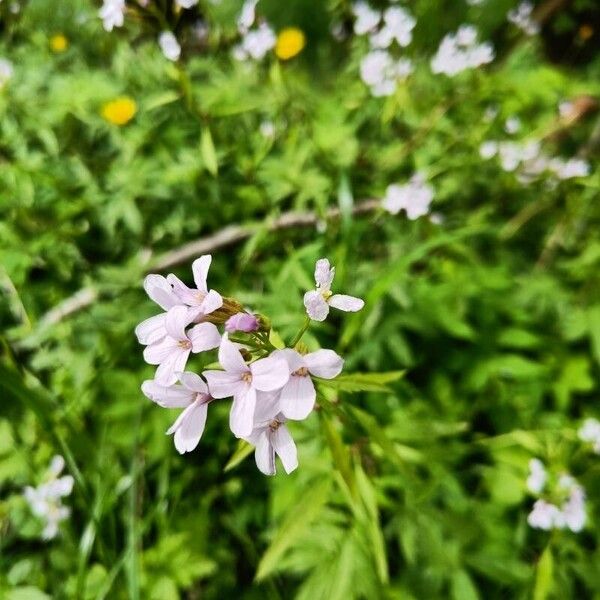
left=225, top=312, right=259, bottom=333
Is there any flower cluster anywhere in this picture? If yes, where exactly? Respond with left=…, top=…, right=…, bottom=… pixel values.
left=23, top=456, right=74, bottom=540
left=526, top=459, right=586, bottom=532
left=578, top=418, right=600, bottom=454
left=382, top=172, right=435, bottom=219
left=138, top=256, right=363, bottom=475
left=430, top=25, right=494, bottom=77
left=353, top=3, right=416, bottom=97
left=507, top=2, right=539, bottom=37
left=233, top=0, right=276, bottom=61
left=99, top=0, right=126, bottom=32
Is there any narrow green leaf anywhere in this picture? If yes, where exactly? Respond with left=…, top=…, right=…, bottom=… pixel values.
left=533, top=546, right=553, bottom=600
left=224, top=440, right=254, bottom=472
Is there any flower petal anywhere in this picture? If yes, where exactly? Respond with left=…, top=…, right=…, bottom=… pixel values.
left=143, top=274, right=179, bottom=311
left=314, top=258, right=334, bottom=290
left=166, top=273, right=197, bottom=305
left=251, top=356, right=289, bottom=392
left=230, top=386, right=257, bottom=437
left=328, top=294, right=364, bottom=313
left=254, top=431, right=276, bottom=475
left=176, top=371, right=208, bottom=394
left=253, top=391, right=282, bottom=424
left=165, top=305, right=192, bottom=340
left=204, top=370, right=244, bottom=399
left=167, top=399, right=208, bottom=454
left=155, top=347, right=190, bottom=386
left=141, top=380, right=195, bottom=407
left=188, top=322, right=221, bottom=353
left=273, top=348, right=305, bottom=373
left=279, top=375, right=316, bottom=420
left=218, top=334, right=248, bottom=374
left=143, top=336, right=179, bottom=365
left=304, top=349, right=344, bottom=379
left=135, top=313, right=167, bottom=346
left=192, top=255, right=212, bottom=293
left=200, top=289, right=223, bottom=315
left=272, top=424, right=298, bottom=474
left=303, top=290, right=329, bottom=321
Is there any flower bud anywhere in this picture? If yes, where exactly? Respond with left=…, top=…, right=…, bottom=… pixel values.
left=225, top=312, right=260, bottom=333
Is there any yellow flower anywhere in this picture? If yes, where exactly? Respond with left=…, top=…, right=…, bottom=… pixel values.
left=50, top=34, right=69, bottom=53
left=101, top=97, right=138, bottom=126
left=275, top=28, right=306, bottom=61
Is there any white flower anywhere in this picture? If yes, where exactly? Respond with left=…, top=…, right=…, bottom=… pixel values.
left=159, top=31, right=181, bottom=61
left=352, top=2, right=380, bottom=35
left=549, top=157, right=590, bottom=179
left=303, top=259, right=364, bottom=322
left=238, top=0, right=259, bottom=33
left=360, top=50, right=412, bottom=97
left=274, top=348, right=343, bottom=420
left=527, top=499, right=562, bottom=530
left=479, top=140, right=498, bottom=159
left=259, top=120, right=275, bottom=139
left=23, top=456, right=74, bottom=540
left=369, top=6, right=415, bottom=48
left=505, top=116, right=521, bottom=134
left=508, top=2, right=539, bottom=36
left=0, top=58, right=13, bottom=87
left=203, top=335, right=289, bottom=437
left=579, top=418, right=600, bottom=454
left=142, top=372, right=213, bottom=454
left=99, top=0, right=125, bottom=32
left=233, top=22, right=276, bottom=61
left=176, top=0, right=198, bottom=8
left=382, top=173, right=434, bottom=219
left=431, top=25, right=494, bottom=76
left=526, top=458, right=547, bottom=494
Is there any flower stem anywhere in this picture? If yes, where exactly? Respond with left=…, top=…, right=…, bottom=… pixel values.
left=289, top=316, right=311, bottom=348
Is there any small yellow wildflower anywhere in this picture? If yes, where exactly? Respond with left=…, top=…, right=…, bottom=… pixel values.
left=275, top=28, right=306, bottom=61
left=101, top=97, right=138, bottom=126
left=50, top=34, right=68, bottom=53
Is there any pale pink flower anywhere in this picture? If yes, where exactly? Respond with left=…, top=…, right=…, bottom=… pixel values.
left=143, top=305, right=221, bottom=385
left=225, top=312, right=260, bottom=333
left=142, top=372, right=213, bottom=454
left=274, top=348, right=343, bottom=420
left=203, top=335, right=289, bottom=437
left=304, top=259, right=364, bottom=321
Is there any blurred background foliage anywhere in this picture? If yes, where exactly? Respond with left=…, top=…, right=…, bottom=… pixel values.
left=1, top=0, right=600, bottom=598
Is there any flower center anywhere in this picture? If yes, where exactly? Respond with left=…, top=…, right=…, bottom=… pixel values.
left=241, top=372, right=253, bottom=383
left=268, top=419, right=281, bottom=431
left=321, top=289, right=333, bottom=301
left=293, top=367, right=309, bottom=377
left=178, top=340, right=192, bottom=349
left=195, top=291, right=206, bottom=302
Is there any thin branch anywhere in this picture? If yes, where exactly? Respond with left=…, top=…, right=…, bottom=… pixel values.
left=36, top=200, right=381, bottom=328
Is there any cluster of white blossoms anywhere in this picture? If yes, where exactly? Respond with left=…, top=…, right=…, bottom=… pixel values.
left=99, top=0, right=126, bottom=32
left=137, top=256, right=363, bottom=475
left=578, top=418, right=600, bottom=454
left=353, top=3, right=415, bottom=97
left=233, top=0, right=275, bottom=62
left=526, top=459, right=586, bottom=533
left=23, top=456, right=74, bottom=540
left=0, top=58, right=13, bottom=88
left=430, top=25, right=494, bottom=77
left=479, top=139, right=590, bottom=182
left=382, top=173, right=435, bottom=219
left=507, top=2, right=539, bottom=36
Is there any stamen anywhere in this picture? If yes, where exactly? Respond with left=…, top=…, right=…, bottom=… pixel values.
left=293, top=367, right=309, bottom=377
left=178, top=340, right=192, bottom=349
left=269, top=419, right=281, bottom=431
left=241, top=372, right=252, bottom=383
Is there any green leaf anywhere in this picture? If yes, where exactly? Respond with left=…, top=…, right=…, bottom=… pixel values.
left=201, top=127, right=218, bottom=176
left=316, top=371, right=405, bottom=393
left=451, top=570, right=479, bottom=600
left=224, top=440, right=254, bottom=472
left=255, top=478, right=331, bottom=581
left=533, top=546, right=553, bottom=600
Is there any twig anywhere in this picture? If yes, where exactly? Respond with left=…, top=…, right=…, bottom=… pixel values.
left=36, top=200, right=381, bottom=328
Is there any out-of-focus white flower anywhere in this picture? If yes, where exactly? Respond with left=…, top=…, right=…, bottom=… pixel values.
left=369, top=6, right=415, bottom=48
left=352, top=2, right=381, bottom=35
left=0, top=58, right=13, bottom=87
left=159, top=31, right=182, bottom=61
left=526, top=458, right=547, bottom=494
left=259, top=120, right=276, bottom=139
left=360, top=50, right=412, bottom=97
left=176, top=0, right=198, bottom=8
left=484, top=106, right=498, bottom=122
left=479, top=140, right=498, bottom=159
left=508, top=2, right=539, bottom=36
left=505, top=116, right=521, bottom=134
left=549, top=157, right=590, bottom=180
left=382, top=173, right=434, bottom=219
left=23, top=456, right=74, bottom=540
left=304, top=259, right=364, bottom=322
left=578, top=418, right=600, bottom=454
left=99, top=0, right=125, bottom=32
left=467, top=0, right=485, bottom=5
left=233, top=22, right=276, bottom=61
left=238, top=0, right=259, bottom=33
left=558, top=100, right=573, bottom=118
left=431, top=25, right=494, bottom=76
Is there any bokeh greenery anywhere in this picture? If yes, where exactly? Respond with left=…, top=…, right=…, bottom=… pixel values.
left=1, top=0, right=600, bottom=598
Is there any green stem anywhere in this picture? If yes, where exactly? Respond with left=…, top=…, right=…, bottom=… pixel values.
left=289, top=316, right=311, bottom=348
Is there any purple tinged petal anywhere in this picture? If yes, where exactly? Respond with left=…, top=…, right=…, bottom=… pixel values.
left=279, top=375, right=316, bottom=420
left=200, top=289, right=223, bottom=315
left=328, top=294, right=364, bottom=313
left=218, top=334, right=248, bottom=374
left=251, top=356, right=289, bottom=392
left=167, top=273, right=198, bottom=305
left=143, top=337, right=179, bottom=365
left=230, top=386, right=257, bottom=437
left=272, top=425, right=298, bottom=474
left=304, top=349, right=344, bottom=379
left=135, top=313, right=167, bottom=346
left=273, top=348, right=305, bottom=373
left=188, top=322, right=221, bottom=353
left=143, top=274, right=180, bottom=310
left=192, top=255, right=212, bottom=293
left=154, top=347, right=190, bottom=386
left=314, top=258, right=335, bottom=290
left=254, top=431, right=276, bottom=475
left=167, top=399, right=208, bottom=454
left=165, top=305, right=192, bottom=340
left=141, top=380, right=195, bottom=408
left=304, top=290, right=330, bottom=321
left=203, top=370, right=244, bottom=399
left=176, top=372, right=208, bottom=394
left=253, top=391, right=282, bottom=424
left=225, top=312, right=260, bottom=333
